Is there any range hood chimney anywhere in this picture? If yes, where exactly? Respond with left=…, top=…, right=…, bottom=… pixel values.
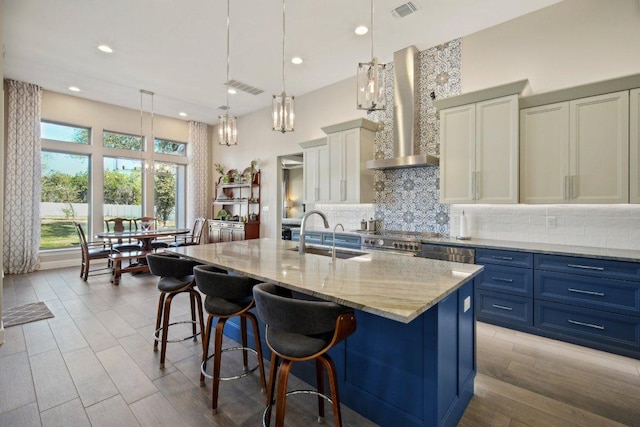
left=366, top=46, right=439, bottom=170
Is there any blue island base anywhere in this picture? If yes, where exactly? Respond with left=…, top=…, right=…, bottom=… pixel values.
left=224, top=279, right=476, bottom=427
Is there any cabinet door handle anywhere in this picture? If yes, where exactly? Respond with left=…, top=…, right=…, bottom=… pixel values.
left=471, top=172, right=476, bottom=201
left=564, top=176, right=570, bottom=201
left=571, top=175, right=577, bottom=199
left=314, top=187, right=319, bottom=201
left=492, top=256, right=514, bottom=261
left=568, top=288, right=605, bottom=297
left=492, top=304, right=513, bottom=311
left=568, top=319, right=604, bottom=330
left=491, top=277, right=514, bottom=283
left=340, top=179, right=346, bottom=201
left=567, top=264, right=605, bottom=271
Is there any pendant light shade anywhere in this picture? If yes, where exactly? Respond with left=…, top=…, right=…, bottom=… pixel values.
left=219, top=0, right=237, bottom=145
left=357, top=0, right=386, bottom=111
left=272, top=0, right=295, bottom=133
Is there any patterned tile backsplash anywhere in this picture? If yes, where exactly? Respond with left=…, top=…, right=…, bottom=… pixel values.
left=368, top=39, right=461, bottom=235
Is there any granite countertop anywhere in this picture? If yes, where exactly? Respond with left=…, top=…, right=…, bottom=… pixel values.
left=422, top=236, right=640, bottom=263
left=169, top=238, right=483, bottom=323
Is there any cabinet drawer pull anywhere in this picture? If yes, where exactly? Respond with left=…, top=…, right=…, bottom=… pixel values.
left=491, top=277, right=514, bottom=283
left=492, top=304, right=513, bottom=311
left=492, top=256, right=514, bottom=261
left=568, top=319, right=604, bottom=330
left=567, top=264, right=605, bottom=271
left=568, top=288, right=605, bottom=297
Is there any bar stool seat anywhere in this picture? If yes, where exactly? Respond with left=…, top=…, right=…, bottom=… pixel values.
left=146, top=253, right=204, bottom=369
left=253, top=283, right=357, bottom=427
left=194, top=265, right=267, bottom=414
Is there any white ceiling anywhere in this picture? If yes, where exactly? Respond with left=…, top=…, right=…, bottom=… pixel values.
left=3, top=0, right=562, bottom=124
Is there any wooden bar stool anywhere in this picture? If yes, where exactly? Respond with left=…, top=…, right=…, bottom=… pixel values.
left=193, top=265, right=267, bottom=414
left=253, top=283, right=357, bottom=427
left=146, top=253, right=204, bottom=369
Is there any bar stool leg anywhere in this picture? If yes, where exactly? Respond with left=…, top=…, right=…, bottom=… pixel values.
left=315, top=359, right=326, bottom=422
left=190, top=292, right=197, bottom=339
left=275, top=359, right=294, bottom=427
left=200, top=314, right=214, bottom=386
left=319, top=355, right=343, bottom=427
left=154, top=292, right=167, bottom=352
left=240, top=316, right=249, bottom=370
left=264, top=353, right=280, bottom=426
left=159, top=293, right=175, bottom=369
left=192, top=290, right=206, bottom=357
left=247, top=312, right=267, bottom=392
left=211, top=317, right=228, bottom=414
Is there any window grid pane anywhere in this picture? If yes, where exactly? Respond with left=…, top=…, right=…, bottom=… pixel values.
left=103, top=157, right=143, bottom=221
left=41, top=121, right=90, bottom=144
left=103, top=130, right=143, bottom=151
left=40, top=151, right=90, bottom=249
left=154, top=138, right=186, bottom=156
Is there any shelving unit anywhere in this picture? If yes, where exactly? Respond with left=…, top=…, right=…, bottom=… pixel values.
left=209, top=169, right=260, bottom=243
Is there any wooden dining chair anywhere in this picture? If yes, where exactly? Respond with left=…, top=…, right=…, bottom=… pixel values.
left=74, top=222, right=117, bottom=281
left=104, top=217, right=141, bottom=252
left=170, top=217, right=205, bottom=247
left=134, top=217, right=170, bottom=249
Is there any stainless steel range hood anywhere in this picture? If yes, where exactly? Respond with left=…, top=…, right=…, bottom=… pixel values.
left=366, top=46, right=439, bottom=170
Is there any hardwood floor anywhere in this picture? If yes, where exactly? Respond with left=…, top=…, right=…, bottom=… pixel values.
left=1, top=266, right=640, bottom=426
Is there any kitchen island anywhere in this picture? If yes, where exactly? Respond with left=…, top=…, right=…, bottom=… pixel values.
left=169, top=238, right=483, bottom=427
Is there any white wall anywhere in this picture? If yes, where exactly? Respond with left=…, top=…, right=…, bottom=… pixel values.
left=457, top=0, right=640, bottom=249
left=1, top=0, right=5, bottom=344
left=213, top=77, right=366, bottom=238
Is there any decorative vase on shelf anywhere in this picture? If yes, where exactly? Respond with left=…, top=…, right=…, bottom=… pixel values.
left=222, top=175, right=230, bottom=184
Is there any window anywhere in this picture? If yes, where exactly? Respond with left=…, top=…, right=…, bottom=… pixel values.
left=41, top=121, right=89, bottom=144
left=154, top=138, right=186, bottom=156
left=40, top=151, right=90, bottom=249
left=154, top=162, right=186, bottom=228
left=103, top=130, right=142, bottom=150
left=103, top=157, right=143, bottom=223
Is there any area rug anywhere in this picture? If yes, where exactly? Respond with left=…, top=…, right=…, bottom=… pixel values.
left=2, top=302, right=54, bottom=327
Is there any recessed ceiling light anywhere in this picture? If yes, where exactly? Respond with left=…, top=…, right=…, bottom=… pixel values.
left=228, top=88, right=237, bottom=95
left=178, top=112, right=188, bottom=117
left=68, top=86, right=81, bottom=92
left=291, top=57, right=303, bottom=65
left=355, top=25, right=369, bottom=35
left=98, top=44, right=113, bottom=53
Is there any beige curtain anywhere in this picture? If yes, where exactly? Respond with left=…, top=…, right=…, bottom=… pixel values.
left=187, top=121, right=209, bottom=231
left=3, top=80, right=42, bottom=274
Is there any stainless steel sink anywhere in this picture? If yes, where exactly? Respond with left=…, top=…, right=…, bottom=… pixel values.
left=288, top=246, right=368, bottom=259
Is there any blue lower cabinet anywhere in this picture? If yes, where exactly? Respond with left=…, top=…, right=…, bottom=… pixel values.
left=476, top=289, right=533, bottom=327
left=476, top=264, right=533, bottom=297
left=535, top=300, right=640, bottom=356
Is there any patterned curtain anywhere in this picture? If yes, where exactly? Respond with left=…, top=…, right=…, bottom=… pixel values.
left=187, top=121, right=209, bottom=230
left=3, top=80, right=42, bottom=274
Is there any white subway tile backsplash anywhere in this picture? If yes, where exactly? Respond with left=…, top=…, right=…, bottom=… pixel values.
left=448, top=204, right=640, bottom=250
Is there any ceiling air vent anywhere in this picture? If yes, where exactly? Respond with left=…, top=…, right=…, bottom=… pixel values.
left=391, top=2, right=418, bottom=19
left=218, top=105, right=229, bottom=110
left=226, top=79, right=264, bottom=96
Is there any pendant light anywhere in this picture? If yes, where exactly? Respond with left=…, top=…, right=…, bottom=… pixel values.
left=219, top=0, right=237, bottom=145
left=357, top=0, right=386, bottom=111
left=140, top=89, right=155, bottom=174
left=272, top=0, right=295, bottom=133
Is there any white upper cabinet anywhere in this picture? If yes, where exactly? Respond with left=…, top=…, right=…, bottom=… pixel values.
left=300, top=138, right=329, bottom=204
left=520, top=102, right=570, bottom=203
left=440, top=94, right=519, bottom=204
left=520, top=91, right=629, bottom=204
left=322, top=119, right=377, bottom=204
left=628, top=88, right=640, bottom=203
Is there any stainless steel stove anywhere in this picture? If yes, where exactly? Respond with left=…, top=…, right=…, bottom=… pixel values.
left=360, top=230, right=442, bottom=256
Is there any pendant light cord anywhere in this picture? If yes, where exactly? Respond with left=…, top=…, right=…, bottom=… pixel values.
left=226, top=0, right=230, bottom=114
left=282, top=0, right=286, bottom=93
left=370, top=0, right=374, bottom=60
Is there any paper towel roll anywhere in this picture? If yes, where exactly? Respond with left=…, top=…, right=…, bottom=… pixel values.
left=459, top=211, right=470, bottom=239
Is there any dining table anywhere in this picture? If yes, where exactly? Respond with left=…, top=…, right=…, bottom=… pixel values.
left=96, top=228, right=190, bottom=285
left=97, top=228, right=190, bottom=252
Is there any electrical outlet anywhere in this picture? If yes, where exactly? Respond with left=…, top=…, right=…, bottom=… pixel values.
left=546, top=216, right=557, bottom=228
left=262, top=206, right=269, bottom=212
left=464, top=296, right=471, bottom=313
